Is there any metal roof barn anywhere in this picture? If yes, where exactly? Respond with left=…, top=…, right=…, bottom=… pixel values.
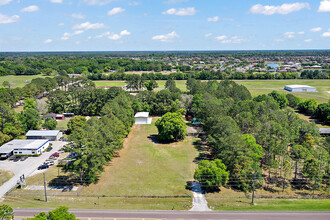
left=25, top=130, right=62, bottom=141
left=284, top=85, right=316, bottom=92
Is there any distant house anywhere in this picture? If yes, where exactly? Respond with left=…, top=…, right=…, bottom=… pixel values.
left=319, top=128, right=330, bottom=137
left=134, top=112, right=152, bottom=125
left=26, top=130, right=63, bottom=141
left=284, top=85, right=316, bottom=92
left=56, top=114, right=65, bottom=120
left=42, top=113, right=57, bottom=120
left=63, top=113, right=75, bottom=117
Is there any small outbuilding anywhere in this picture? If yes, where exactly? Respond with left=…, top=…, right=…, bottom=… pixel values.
left=134, top=112, right=152, bottom=124
left=319, top=128, right=330, bottom=137
left=26, top=130, right=62, bottom=141
left=13, top=139, right=49, bottom=156
left=56, top=114, right=65, bottom=120
left=284, top=85, right=316, bottom=92
left=42, top=113, right=57, bottom=120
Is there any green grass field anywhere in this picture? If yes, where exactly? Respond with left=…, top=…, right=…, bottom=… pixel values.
left=94, top=80, right=330, bottom=103
left=5, top=119, right=198, bottom=210
left=55, top=119, right=69, bottom=130
left=82, top=119, right=198, bottom=197
left=236, top=80, right=330, bottom=104
left=0, top=75, right=48, bottom=88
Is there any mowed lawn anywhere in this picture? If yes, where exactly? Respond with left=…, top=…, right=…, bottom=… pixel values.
left=206, top=187, right=330, bottom=211
left=82, top=119, right=198, bottom=197
left=0, top=75, right=47, bottom=88
left=236, top=80, right=330, bottom=104
left=94, top=79, right=330, bottom=103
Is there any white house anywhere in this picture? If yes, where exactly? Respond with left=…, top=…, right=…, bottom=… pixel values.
left=26, top=130, right=62, bottom=141
left=284, top=85, right=316, bottom=92
left=134, top=112, right=152, bottom=124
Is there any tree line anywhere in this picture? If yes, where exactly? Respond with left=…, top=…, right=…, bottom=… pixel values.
left=89, top=69, right=329, bottom=82
left=64, top=91, right=135, bottom=183
left=185, top=79, right=329, bottom=193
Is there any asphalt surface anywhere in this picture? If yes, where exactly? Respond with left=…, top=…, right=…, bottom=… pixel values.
left=13, top=209, right=330, bottom=220
left=0, top=141, right=67, bottom=198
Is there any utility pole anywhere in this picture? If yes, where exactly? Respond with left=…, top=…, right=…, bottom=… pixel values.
left=43, top=173, right=48, bottom=202
left=251, top=173, right=255, bottom=205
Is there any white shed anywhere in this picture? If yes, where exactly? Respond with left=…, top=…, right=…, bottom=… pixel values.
left=284, top=85, right=316, bottom=92
left=134, top=112, right=152, bottom=124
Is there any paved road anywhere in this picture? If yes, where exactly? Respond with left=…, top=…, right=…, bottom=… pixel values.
left=189, top=182, right=211, bottom=211
left=13, top=209, right=330, bottom=220
left=0, top=141, right=67, bottom=198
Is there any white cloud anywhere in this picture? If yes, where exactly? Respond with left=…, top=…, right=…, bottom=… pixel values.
left=107, top=7, right=125, bottom=16
left=162, top=7, right=196, bottom=16
left=44, top=39, right=52, bottom=44
left=96, top=30, right=130, bottom=40
left=322, top=32, right=330, bottom=37
left=72, top=13, right=85, bottom=19
left=58, top=23, right=65, bottom=26
left=108, top=34, right=121, bottom=40
left=220, top=36, right=243, bottom=44
left=0, top=14, right=19, bottom=24
left=61, top=30, right=84, bottom=40
left=50, top=0, right=63, bottom=3
left=20, top=5, right=39, bottom=13
left=249, top=2, right=310, bottom=15
left=205, top=33, right=212, bottom=38
left=73, top=22, right=105, bottom=30
left=215, top=35, right=227, bottom=41
left=284, top=32, right=295, bottom=38
left=297, top=31, right=304, bottom=35
left=152, top=31, right=179, bottom=42
left=207, top=16, right=219, bottom=22
left=96, top=32, right=110, bottom=38
left=164, top=0, right=189, bottom=4
left=304, top=39, right=312, bottom=42
left=120, top=30, right=131, bottom=36
left=0, top=0, right=12, bottom=5
left=310, top=27, right=322, bottom=32
left=318, top=0, right=330, bottom=12
left=82, top=0, right=117, bottom=5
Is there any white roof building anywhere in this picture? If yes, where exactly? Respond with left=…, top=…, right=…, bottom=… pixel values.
left=284, top=85, right=316, bottom=92
left=0, top=139, right=49, bottom=158
left=26, top=130, right=62, bottom=141
left=134, top=112, right=152, bottom=124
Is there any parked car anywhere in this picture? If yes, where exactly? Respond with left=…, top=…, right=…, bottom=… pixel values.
left=46, top=146, right=53, bottom=152
left=38, top=164, right=49, bottom=170
left=44, top=161, right=54, bottom=166
left=13, top=157, right=20, bottom=162
left=51, top=152, right=60, bottom=157
left=20, top=156, right=28, bottom=161
left=8, top=155, right=16, bottom=161
left=67, top=153, right=78, bottom=158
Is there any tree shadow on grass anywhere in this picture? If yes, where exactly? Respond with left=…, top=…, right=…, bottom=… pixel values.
left=192, top=139, right=211, bottom=164
left=147, top=134, right=178, bottom=145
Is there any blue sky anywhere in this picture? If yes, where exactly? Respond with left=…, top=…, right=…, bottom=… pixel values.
left=0, top=0, right=329, bottom=51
